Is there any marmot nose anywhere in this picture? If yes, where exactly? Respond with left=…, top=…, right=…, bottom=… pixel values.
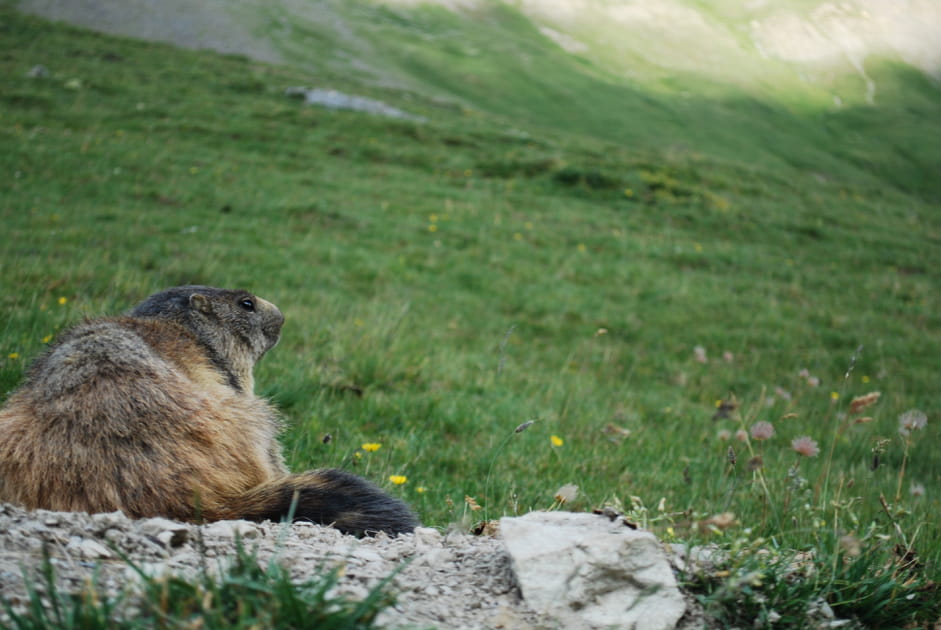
left=256, top=298, right=285, bottom=326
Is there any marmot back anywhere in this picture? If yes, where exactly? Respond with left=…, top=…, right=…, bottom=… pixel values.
left=0, top=286, right=417, bottom=536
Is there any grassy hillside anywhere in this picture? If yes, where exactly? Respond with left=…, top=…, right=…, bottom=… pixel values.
left=1, top=5, right=940, bottom=625
left=252, top=1, right=941, bottom=200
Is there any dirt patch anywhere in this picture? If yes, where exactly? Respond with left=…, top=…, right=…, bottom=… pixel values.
left=17, top=0, right=285, bottom=64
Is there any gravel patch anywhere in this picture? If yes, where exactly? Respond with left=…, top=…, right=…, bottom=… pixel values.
left=0, top=503, right=551, bottom=629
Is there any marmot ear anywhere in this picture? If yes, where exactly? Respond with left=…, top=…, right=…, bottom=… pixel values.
left=190, top=293, right=213, bottom=314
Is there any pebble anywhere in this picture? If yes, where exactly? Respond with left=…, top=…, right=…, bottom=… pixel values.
left=26, top=64, right=50, bottom=78
left=200, top=520, right=258, bottom=540
left=414, top=526, right=443, bottom=546
left=68, top=538, right=113, bottom=560
left=91, top=510, right=130, bottom=532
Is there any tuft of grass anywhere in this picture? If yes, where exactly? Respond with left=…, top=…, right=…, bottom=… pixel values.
left=2, top=547, right=121, bottom=629
left=685, top=534, right=940, bottom=628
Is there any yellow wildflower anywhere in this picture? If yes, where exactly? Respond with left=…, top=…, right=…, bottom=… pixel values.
left=42, top=335, right=52, bottom=343
left=389, top=475, right=407, bottom=485
left=8, top=352, right=19, bottom=360
left=57, top=297, right=67, bottom=306
left=361, top=443, right=382, bottom=452
left=550, top=435, right=564, bottom=447
left=416, top=486, right=427, bottom=494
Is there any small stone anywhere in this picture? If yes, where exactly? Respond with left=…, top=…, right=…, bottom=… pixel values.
left=202, top=520, right=258, bottom=540
left=285, top=87, right=426, bottom=122
left=138, top=517, right=190, bottom=547
left=26, top=64, right=49, bottom=78
left=71, top=538, right=112, bottom=560
left=92, top=511, right=130, bottom=532
left=379, top=544, right=410, bottom=562
left=155, top=531, right=177, bottom=547
left=414, top=547, right=451, bottom=568
left=444, top=529, right=468, bottom=545
left=413, top=527, right=443, bottom=546
left=807, top=597, right=837, bottom=621
left=349, top=547, right=383, bottom=565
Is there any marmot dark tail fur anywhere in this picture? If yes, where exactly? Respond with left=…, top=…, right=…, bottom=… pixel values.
left=0, top=286, right=418, bottom=536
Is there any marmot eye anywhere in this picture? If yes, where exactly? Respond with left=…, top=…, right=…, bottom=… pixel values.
left=239, top=298, right=255, bottom=312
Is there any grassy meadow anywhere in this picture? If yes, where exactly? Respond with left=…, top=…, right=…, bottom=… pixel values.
left=2, top=3, right=940, bottom=626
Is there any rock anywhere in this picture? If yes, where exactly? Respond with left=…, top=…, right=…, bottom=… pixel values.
left=26, top=64, right=49, bottom=78
left=668, top=543, right=727, bottom=574
left=500, top=511, right=686, bottom=630
left=68, top=538, right=113, bottom=560
left=43, top=513, right=62, bottom=526
left=91, top=510, right=130, bottom=533
left=200, top=520, right=258, bottom=540
left=349, top=547, right=383, bottom=565
left=413, top=546, right=451, bottom=568
left=137, top=517, right=190, bottom=547
left=413, top=527, right=443, bottom=546
left=806, top=597, right=847, bottom=628
left=284, top=87, right=426, bottom=122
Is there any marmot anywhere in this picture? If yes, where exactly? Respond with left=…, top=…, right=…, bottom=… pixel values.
left=0, top=286, right=417, bottom=536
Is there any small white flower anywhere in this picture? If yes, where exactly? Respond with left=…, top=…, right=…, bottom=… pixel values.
left=898, top=409, right=927, bottom=436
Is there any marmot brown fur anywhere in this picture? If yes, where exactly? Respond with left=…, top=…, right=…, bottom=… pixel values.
left=0, top=286, right=417, bottom=536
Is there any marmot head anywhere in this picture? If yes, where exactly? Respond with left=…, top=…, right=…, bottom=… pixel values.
left=131, top=286, right=285, bottom=363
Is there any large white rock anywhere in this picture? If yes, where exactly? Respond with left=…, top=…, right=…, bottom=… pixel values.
left=500, top=511, right=686, bottom=630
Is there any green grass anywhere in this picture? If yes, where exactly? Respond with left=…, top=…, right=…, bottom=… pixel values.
left=255, top=1, right=941, bottom=201
left=1, top=5, right=940, bottom=627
